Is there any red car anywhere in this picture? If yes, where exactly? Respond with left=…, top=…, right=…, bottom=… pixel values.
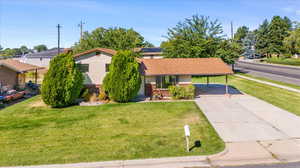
left=4, top=90, right=25, bottom=102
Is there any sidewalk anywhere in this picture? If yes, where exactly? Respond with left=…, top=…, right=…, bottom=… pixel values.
left=3, top=140, right=300, bottom=168
left=235, top=74, right=300, bottom=94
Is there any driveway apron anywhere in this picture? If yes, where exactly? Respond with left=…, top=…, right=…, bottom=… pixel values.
left=195, top=95, right=300, bottom=142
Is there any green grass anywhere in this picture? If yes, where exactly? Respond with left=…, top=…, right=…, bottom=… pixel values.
left=193, top=75, right=300, bottom=116
left=265, top=57, right=300, bottom=66
left=236, top=73, right=300, bottom=90
left=0, top=96, right=224, bottom=166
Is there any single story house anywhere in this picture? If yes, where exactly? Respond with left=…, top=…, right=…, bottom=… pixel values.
left=73, top=48, right=233, bottom=96
left=0, top=59, right=43, bottom=89
left=13, top=48, right=67, bottom=67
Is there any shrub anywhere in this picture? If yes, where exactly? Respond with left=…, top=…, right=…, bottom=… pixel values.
left=169, top=85, right=195, bottom=99
left=41, top=52, right=84, bottom=107
left=103, top=50, right=141, bottom=102
left=99, top=87, right=108, bottom=101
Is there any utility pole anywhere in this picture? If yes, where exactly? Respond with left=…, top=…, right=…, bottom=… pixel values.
left=231, top=21, right=234, bottom=42
left=78, top=20, right=85, bottom=40
left=57, top=24, right=62, bottom=54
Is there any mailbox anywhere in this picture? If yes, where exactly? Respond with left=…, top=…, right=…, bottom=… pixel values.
left=184, top=125, right=190, bottom=137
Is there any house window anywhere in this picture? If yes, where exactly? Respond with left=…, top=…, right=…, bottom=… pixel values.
left=156, top=75, right=178, bottom=89
left=105, top=64, right=110, bottom=72
left=77, top=63, right=89, bottom=73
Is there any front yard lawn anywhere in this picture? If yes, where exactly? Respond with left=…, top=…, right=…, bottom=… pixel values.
left=193, top=75, right=300, bottom=116
left=0, top=96, right=224, bottom=166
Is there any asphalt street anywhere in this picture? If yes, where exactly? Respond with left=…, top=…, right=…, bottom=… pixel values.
left=235, top=61, right=300, bottom=86
left=221, top=162, right=300, bottom=168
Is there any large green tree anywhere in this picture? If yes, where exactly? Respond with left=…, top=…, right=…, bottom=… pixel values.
left=161, top=15, right=223, bottom=58
left=73, top=27, right=153, bottom=53
left=103, top=50, right=141, bottom=102
left=255, top=19, right=270, bottom=56
left=20, top=45, right=29, bottom=55
left=242, top=31, right=256, bottom=57
left=34, top=44, right=48, bottom=52
left=216, top=40, right=240, bottom=65
left=234, top=26, right=249, bottom=44
left=284, top=28, right=300, bottom=56
left=42, top=52, right=83, bottom=107
left=267, top=16, right=291, bottom=56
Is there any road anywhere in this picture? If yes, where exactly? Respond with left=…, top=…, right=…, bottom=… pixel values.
left=235, top=61, right=300, bottom=86
left=221, top=162, right=300, bottom=168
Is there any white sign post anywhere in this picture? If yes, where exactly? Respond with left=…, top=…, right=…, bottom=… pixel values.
left=184, top=125, right=190, bottom=152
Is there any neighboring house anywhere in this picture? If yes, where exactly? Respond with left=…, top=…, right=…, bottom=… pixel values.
left=0, top=59, right=43, bottom=89
left=13, top=48, right=66, bottom=67
left=73, top=48, right=233, bottom=96
left=135, top=47, right=163, bottom=59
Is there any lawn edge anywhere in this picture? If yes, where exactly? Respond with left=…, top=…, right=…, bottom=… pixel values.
left=0, top=147, right=229, bottom=168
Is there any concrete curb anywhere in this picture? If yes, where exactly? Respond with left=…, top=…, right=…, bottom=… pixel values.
left=0, top=148, right=228, bottom=168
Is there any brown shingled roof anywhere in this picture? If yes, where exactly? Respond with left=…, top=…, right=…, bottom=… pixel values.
left=73, top=48, right=117, bottom=58
left=140, top=58, right=233, bottom=76
left=0, top=59, right=43, bottom=73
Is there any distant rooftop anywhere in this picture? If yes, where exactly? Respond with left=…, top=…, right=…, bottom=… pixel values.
left=139, top=47, right=162, bottom=53
left=25, top=48, right=66, bottom=58
left=134, top=47, right=163, bottom=56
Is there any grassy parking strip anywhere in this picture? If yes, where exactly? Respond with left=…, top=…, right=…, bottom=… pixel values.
left=0, top=96, right=224, bottom=166
left=266, top=58, right=300, bottom=67
left=236, top=73, right=300, bottom=91
left=193, top=75, right=300, bottom=116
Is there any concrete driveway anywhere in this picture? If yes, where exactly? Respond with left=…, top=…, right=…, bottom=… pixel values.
left=195, top=86, right=300, bottom=142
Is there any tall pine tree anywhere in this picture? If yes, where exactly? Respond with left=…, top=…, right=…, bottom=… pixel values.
left=267, top=16, right=291, bottom=56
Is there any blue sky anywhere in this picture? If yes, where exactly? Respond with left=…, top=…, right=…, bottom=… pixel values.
left=1, top=0, right=300, bottom=49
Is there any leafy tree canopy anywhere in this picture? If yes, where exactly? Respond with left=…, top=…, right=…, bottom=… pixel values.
left=267, top=16, right=291, bottom=55
left=161, top=15, right=223, bottom=58
left=42, top=52, right=83, bottom=107
left=284, top=28, right=300, bottom=55
left=216, top=40, right=240, bottom=64
left=34, top=44, right=48, bottom=52
left=234, top=26, right=249, bottom=44
left=103, top=50, right=141, bottom=102
left=73, top=27, right=153, bottom=53
left=255, top=19, right=270, bottom=55
left=242, top=31, right=256, bottom=57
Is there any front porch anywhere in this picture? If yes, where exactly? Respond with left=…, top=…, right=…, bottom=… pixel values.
left=144, top=75, right=233, bottom=99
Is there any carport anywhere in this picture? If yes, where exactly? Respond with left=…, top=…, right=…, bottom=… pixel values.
left=139, top=57, right=234, bottom=97
left=0, top=59, right=44, bottom=89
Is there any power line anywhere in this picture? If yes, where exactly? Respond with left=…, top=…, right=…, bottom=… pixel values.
left=56, top=24, right=62, bottom=54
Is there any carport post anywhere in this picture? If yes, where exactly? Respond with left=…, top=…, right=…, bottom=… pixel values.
left=206, top=76, right=209, bottom=86
left=35, top=68, right=38, bottom=84
left=225, top=75, right=228, bottom=94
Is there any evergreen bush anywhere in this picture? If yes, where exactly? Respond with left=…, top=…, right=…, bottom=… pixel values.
left=41, top=52, right=83, bottom=107
left=103, top=50, right=141, bottom=102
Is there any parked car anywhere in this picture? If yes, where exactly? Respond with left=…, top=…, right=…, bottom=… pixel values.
left=4, top=90, right=26, bottom=102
